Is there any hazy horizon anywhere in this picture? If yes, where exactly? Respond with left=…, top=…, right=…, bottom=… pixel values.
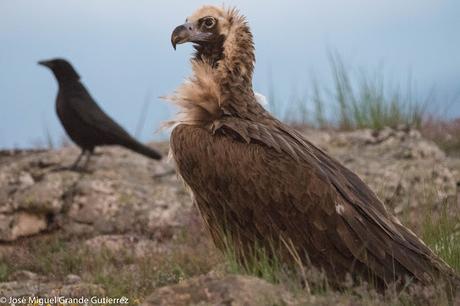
left=1, top=0, right=459, bottom=148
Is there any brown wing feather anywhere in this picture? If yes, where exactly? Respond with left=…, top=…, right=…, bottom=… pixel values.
left=171, top=122, right=458, bottom=289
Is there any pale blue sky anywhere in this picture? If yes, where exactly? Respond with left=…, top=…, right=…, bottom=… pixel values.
left=1, top=0, right=459, bottom=148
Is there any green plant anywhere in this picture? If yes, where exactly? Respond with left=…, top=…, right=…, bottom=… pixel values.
left=0, top=262, right=10, bottom=282
left=421, top=204, right=460, bottom=272
left=269, top=52, right=428, bottom=131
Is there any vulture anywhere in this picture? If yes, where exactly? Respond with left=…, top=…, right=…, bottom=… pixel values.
left=39, top=58, right=162, bottom=169
left=168, top=6, right=459, bottom=290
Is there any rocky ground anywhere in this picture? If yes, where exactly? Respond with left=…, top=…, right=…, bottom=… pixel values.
left=0, top=127, right=459, bottom=305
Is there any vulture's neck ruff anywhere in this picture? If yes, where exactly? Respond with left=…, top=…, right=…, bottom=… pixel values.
left=167, top=7, right=261, bottom=127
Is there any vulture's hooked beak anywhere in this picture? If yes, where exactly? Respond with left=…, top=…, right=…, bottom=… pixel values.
left=171, top=23, right=194, bottom=50
left=171, top=22, right=211, bottom=50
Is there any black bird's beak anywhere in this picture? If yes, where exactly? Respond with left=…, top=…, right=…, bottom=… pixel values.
left=38, top=60, right=51, bottom=68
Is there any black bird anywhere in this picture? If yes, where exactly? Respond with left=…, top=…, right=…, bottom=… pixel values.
left=39, top=58, right=162, bottom=168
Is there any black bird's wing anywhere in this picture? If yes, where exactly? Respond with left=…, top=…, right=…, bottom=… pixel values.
left=58, top=83, right=161, bottom=159
left=66, top=87, right=134, bottom=144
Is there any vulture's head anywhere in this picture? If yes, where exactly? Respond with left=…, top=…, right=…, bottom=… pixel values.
left=168, top=6, right=260, bottom=122
left=171, top=6, right=230, bottom=50
left=171, top=6, right=254, bottom=69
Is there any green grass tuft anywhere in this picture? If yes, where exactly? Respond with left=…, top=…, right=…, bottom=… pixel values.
left=223, top=239, right=285, bottom=284
left=271, top=52, right=428, bottom=131
left=421, top=203, right=460, bottom=272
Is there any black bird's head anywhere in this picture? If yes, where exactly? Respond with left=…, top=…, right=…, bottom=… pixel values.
left=38, top=58, right=80, bottom=82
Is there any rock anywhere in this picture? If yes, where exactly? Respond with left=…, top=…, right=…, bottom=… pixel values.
left=301, top=127, right=457, bottom=216
left=0, top=144, right=191, bottom=241
left=0, top=212, right=47, bottom=241
left=9, top=270, right=45, bottom=282
left=142, top=274, right=297, bottom=306
left=15, top=172, right=71, bottom=214
left=17, top=172, right=35, bottom=188
left=64, top=274, right=81, bottom=284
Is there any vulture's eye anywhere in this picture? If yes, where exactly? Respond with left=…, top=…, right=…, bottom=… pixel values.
left=203, top=18, right=216, bottom=28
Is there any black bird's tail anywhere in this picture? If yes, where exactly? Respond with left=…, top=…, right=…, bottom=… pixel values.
left=122, top=139, right=162, bottom=160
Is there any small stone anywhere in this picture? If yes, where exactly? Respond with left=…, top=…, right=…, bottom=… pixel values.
left=17, top=172, right=34, bottom=187
left=9, top=270, right=41, bottom=281
left=0, top=212, right=47, bottom=241
left=64, top=274, right=81, bottom=284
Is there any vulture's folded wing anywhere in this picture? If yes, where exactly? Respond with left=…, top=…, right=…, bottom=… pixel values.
left=171, top=122, right=457, bottom=286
